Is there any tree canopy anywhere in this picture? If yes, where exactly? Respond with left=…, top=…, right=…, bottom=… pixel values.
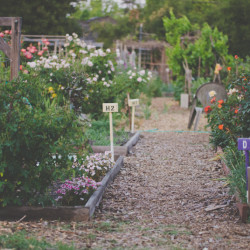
left=0, top=0, right=81, bottom=35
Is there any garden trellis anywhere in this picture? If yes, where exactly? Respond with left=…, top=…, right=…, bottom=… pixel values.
left=0, top=17, right=22, bottom=81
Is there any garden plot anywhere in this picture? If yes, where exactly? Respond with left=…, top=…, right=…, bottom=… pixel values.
left=1, top=97, right=249, bottom=250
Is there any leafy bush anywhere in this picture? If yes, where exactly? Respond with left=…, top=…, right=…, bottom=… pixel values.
left=0, top=78, right=89, bottom=207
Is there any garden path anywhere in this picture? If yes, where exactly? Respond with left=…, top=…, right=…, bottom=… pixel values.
left=1, top=97, right=250, bottom=249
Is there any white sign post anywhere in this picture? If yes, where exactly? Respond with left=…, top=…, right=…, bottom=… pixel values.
left=128, top=99, right=139, bottom=133
left=103, top=103, right=118, bottom=162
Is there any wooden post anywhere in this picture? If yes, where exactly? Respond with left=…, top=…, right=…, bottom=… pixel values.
left=127, top=93, right=131, bottom=130
left=128, top=99, right=139, bottom=134
left=109, top=112, right=114, bottom=162
left=0, top=17, right=22, bottom=81
left=103, top=103, right=118, bottom=162
left=10, top=17, right=22, bottom=80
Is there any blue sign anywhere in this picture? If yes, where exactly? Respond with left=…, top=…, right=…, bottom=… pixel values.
left=238, top=138, right=250, bottom=202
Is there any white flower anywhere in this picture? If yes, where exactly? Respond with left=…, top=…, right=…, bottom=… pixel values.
left=137, top=77, right=142, bottom=82
left=27, top=61, right=36, bottom=68
left=79, top=49, right=87, bottom=54
left=67, top=36, right=73, bottom=42
left=228, top=88, right=238, bottom=95
left=139, top=70, right=145, bottom=76
left=208, top=90, right=216, bottom=97
left=106, top=48, right=111, bottom=53
left=87, top=61, right=93, bottom=67
left=108, top=70, right=111, bottom=74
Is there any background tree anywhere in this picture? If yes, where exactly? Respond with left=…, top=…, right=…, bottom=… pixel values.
left=205, top=0, right=250, bottom=57
left=0, top=0, right=81, bottom=35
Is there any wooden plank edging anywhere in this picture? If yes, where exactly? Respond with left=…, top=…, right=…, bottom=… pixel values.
left=85, top=156, right=124, bottom=217
left=124, top=131, right=140, bottom=152
left=91, top=131, right=140, bottom=156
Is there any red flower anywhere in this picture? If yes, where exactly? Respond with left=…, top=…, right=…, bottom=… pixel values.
left=234, top=55, right=238, bottom=59
left=218, top=124, right=224, bottom=130
left=227, top=67, right=231, bottom=71
left=218, top=104, right=222, bottom=109
left=235, top=109, right=238, bottom=114
left=204, top=106, right=212, bottom=114
left=210, top=97, right=216, bottom=104
left=20, top=65, right=23, bottom=70
left=218, top=100, right=224, bottom=105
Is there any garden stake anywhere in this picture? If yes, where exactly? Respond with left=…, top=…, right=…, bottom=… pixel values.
left=238, top=138, right=250, bottom=203
left=128, top=99, right=139, bottom=133
left=103, top=103, right=118, bottom=162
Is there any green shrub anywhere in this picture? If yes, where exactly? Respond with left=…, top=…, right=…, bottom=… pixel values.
left=0, top=79, right=89, bottom=207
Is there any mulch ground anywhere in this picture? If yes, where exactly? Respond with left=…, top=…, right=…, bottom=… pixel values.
left=1, top=97, right=250, bottom=249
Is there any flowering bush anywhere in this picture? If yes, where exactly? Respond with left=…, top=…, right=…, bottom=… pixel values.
left=113, top=68, right=153, bottom=114
left=55, top=176, right=101, bottom=206
left=205, top=69, right=249, bottom=149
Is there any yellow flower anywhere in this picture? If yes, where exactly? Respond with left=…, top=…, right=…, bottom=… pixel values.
left=84, top=96, right=89, bottom=101
left=0, top=172, right=3, bottom=177
left=48, top=87, right=54, bottom=93
left=51, top=93, right=57, bottom=98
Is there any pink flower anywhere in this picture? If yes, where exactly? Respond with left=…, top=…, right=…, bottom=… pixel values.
left=0, top=32, right=4, bottom=37
left=37, top=50, right=44, bottom=56
left=29, top=46, right=37, bottom=53
left=21, top=48, right=26, bottom=53
left=25, top=52, right=33, bottom=59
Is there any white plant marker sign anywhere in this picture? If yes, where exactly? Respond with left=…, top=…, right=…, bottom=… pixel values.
left=128, top=99, right=139, bottom=133
left=103, top=103, right=118, bottom=162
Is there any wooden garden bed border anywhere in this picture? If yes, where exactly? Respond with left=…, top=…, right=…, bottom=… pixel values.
left=91, top=131, right=140, bottom=156
left=0, top=156, right=124, bottom=221
left=217, top=147, right=250, bottom=223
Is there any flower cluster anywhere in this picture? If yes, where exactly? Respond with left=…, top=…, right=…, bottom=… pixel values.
left=27, top=55, right=70, bottom=70
left=71, top=151, right=114, bottom=182
left=55, top=176, right=101, bottom=205
left=126, top=69, right=152, bottom=83
left=79, top=152, right=114, bottom=180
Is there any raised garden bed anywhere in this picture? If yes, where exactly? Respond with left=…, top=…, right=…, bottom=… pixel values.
left=218, top=147, right=250, bottom=223
left=91, top=131, right=140, bottom=156
left=0, top=156, right=124, bottom=221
